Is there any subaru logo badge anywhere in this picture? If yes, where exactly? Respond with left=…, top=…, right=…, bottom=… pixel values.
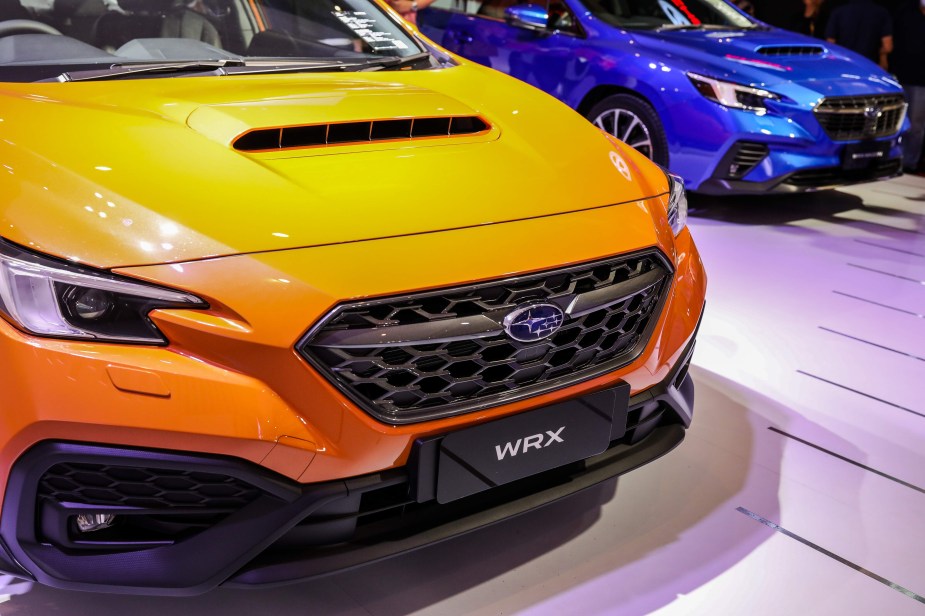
left=503, top=303, right=565, bottom=343
left=863, top=106, right=882, bottom=136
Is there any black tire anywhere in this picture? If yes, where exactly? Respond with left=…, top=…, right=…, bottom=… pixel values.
left=586, top=94, right=669, bottom=167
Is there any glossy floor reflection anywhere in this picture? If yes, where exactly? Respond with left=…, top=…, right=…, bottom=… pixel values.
left=3, top=176, right=924, bottom=615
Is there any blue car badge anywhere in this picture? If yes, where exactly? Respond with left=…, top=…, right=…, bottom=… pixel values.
left=503, top=303, right=565, bottom=343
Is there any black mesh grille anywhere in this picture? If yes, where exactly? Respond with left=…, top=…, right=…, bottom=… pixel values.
left=814, top=94, right=906, bottom=141
left=38, top=463, right=262, bottom=510
left=299, top=252, right=672, bottom=424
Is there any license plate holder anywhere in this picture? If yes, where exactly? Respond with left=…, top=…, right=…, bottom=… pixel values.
left=435, top=383, right=629, bottom=503
left=842, top=140, right=891, bottom=170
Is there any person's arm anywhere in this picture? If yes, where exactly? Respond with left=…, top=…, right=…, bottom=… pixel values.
left=878, top=14, right=894, bottom=70
left=879, top=35, right=893, bottom=70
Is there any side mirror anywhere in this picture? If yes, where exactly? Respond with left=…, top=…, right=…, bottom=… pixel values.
left=504, top=4, right=549, bottom=31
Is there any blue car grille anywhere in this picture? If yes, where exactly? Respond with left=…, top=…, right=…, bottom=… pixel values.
left=814, top=94, right=906, bottom=141
left=299, top=252, right=672, bottom=424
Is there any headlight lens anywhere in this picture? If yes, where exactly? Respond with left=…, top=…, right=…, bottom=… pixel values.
left=688, top=73, right=779, bottom=114
left=666, top=171, right=688, bottom=236
left=0, top=239, right=206, bottom=344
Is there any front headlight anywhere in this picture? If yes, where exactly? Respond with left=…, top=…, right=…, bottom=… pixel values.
left=0, top=239, right=206, bottom=344
left=688, top=73, right=779, bottom=114
left=666, top=171, right=688, bottom=236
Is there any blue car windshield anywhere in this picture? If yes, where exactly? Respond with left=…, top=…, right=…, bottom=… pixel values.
left=0, top=0, right=429, bottom=82
left=583, top=0, right=757, bottom=31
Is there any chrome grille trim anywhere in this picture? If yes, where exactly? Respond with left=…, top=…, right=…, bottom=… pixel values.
left=814, top=94, right=907, bottom=141
left=298, top=250, right=673, bottom=424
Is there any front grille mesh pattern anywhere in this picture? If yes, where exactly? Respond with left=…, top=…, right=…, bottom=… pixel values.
left=39, top=463, right=262, bottom=510
left=300, top=252, right=671, bottom=423
left=814, top=94, right=906, bottom=141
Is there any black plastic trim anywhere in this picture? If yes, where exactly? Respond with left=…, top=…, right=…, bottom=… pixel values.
left=698, top=159, right=903, bottom=195
left=224, top=424, right=687, bottom=588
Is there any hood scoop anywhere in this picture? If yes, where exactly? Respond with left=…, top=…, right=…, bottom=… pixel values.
left=233, top=116, right=491, bottom=152
left=756, top=45, right=825, bottom=56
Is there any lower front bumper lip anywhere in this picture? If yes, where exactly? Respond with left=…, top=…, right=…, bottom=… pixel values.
left=225, top=422, right=687, bottom=589
left=697, top=154, right=903, bottom=196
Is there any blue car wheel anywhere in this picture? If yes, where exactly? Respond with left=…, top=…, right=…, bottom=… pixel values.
left=587, top=94, right=669, bottom=167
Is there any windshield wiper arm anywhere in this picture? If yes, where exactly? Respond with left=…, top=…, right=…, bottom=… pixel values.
left=52, top=58, right=371, bottom=81
left=356, top=52, right=433, bottom=72
left=54, top=59, right=247, bottom=82
left=656, top=24, right=704, bottom=31
left=656, top=24, right=746, bottom=31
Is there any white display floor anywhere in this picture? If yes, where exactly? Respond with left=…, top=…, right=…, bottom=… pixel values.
left=2, top=175, right=923, bottom=615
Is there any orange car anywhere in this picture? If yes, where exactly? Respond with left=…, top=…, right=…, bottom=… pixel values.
left=0, top=0, right=705, bottom=595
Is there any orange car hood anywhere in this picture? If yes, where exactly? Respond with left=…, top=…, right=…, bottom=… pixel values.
left=0, top=63, right=665, bottom=268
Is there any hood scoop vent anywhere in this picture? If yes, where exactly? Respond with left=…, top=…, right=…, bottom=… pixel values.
left=233, top=116, right=491, bottom=152
left=756, top=45, right=824, bottom=56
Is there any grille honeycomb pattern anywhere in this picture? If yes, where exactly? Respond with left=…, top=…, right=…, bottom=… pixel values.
left=300, top=252, right=671, bottom=423
left=814, top=94, right=906, bottom=141
left=38, top=463, right=262, bottom=510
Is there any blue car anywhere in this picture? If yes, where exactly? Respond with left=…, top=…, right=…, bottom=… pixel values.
left=419, top=0, right=909, bottom=194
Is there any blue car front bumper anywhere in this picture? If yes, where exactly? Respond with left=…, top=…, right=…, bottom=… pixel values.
left=674, top=96, right=906, bottom=195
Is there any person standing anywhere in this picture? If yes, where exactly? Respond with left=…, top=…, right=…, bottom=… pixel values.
left=796, top=0, right=830, bottom=37
left=892, top=0, right=925, bottom=171
left=825, top=0, right=893, bottom=69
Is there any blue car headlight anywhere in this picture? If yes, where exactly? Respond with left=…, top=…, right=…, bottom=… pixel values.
left=688, top=73, right=780, bottom=114
left=666, top=171, right=688, bottom=236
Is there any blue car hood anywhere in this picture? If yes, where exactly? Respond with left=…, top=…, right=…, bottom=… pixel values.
left=630, top=28, right=901, bottom=97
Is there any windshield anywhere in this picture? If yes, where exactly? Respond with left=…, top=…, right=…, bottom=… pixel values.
left=0, top=0, right=428, bottom=82
left=583, top=0, right=757, bottom=31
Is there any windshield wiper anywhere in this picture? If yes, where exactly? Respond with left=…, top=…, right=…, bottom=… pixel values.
left=53, top=59, right=248, bottom=82
left=656, top=24, right=704, bottom=31
left=52, top=56, right=432, bottom=82
left=656, top=24, right=747, bottom=32
left=356, top=52, right=434, bottom=72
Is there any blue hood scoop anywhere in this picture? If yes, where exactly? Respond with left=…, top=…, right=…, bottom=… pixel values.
left=755, top=45, right=825, bottom=56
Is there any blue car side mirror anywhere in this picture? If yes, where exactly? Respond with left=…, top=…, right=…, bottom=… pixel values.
left=504, top=4, right=549, bottom=31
